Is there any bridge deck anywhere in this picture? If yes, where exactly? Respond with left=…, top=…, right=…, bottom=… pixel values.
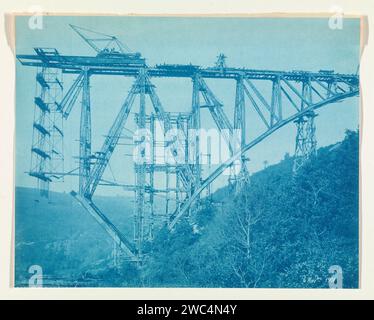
left=17, top=52, right=359, bottom=84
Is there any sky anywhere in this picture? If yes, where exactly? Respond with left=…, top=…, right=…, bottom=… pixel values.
left=15, top=15, right=360, bottom=197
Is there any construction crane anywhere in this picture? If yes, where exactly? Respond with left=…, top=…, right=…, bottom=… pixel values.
left=69, top=24, right=144, bottom=61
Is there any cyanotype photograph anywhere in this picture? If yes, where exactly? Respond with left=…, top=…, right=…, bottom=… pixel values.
left=14, top=15, right=360, bottom=288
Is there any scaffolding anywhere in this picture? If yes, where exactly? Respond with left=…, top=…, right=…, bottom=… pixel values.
left=30, top=61, right=64, bottom=197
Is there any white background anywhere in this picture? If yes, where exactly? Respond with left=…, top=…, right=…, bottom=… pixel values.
left=0, top=0, right=373, bottom=299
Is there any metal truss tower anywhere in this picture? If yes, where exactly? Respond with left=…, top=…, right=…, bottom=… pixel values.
left=293, top=112, right=317, bottom=172
left=79, top=67, right=92, bottom=194
left=191, top=75, right=202, bottom=203
left=134, top=69, right=147, bottom=257
left=30, top=53, right=64, bottom=197
left=293, top=78, right=318, bottom=173
left=232, top=76, right=249, bottom=192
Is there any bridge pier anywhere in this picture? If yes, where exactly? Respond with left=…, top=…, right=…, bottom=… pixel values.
left=232, top=76, right=249, bottom=192
left=293, top=111, right=317, bottom=173
left=293, top=78, right=317, bottom=173
left=191, top=74, right=202, bottom=202
left=79, top=67, right=92, bottom=195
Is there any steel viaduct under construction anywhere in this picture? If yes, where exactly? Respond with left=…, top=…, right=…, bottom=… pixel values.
left=17, top=25, right=360, bottom=263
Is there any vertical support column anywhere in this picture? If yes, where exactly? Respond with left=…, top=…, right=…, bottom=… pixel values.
left=149, top=113, right=155, bottom=240
left=134, top=69, right=147, bottom=259
left=191, top=74, right=201, bottom=194
left=50, top=69, right=64, bottom=181
left=293, top=78, right=317, bottom=173
left=305, top=111, right=317, bottom=157
left=175, top=114, right=183, bottom=218
left=149, top=178, right=154, bottom=241
left=234, top=76, right=246, bottom=151
left=206, top=153, right=212, bottom=200
left=175, top=114, right=182, bottom=215
left=112, top=242, right=119, bottom=269
left=31, top=67, right=51, bottom=197
left=39, top=68, right=50, bottom=197
left=293, top=116, right=307, bottom=172
left=175, top=169, right=180, bottom=217
left=271, top=76, right=282, bottom=125
left=79, top=67, right=91, bottom=196
left=304, top=76, right=316, bottom=158
left=166, top=166, right=170, bottom=216
left=233, top=76, right=247, bottom=190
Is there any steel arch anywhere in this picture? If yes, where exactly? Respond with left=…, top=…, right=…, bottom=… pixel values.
left=168, top=89, right=359, bottom=230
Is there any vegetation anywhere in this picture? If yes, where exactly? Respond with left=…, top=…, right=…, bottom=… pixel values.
left=15, top=130, right=359, bottom=288
left=142, top=130, right=359, bottom=288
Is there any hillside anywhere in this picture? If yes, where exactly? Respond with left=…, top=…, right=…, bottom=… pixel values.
left=15, top=130, right=359, bottom=288
left=144, top=130, right=359, bottom=288
left=15, top=188, right=135, bottom=287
